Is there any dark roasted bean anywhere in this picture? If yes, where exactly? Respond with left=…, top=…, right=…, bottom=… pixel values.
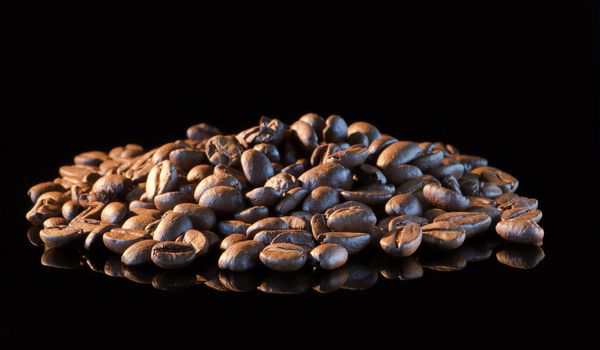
left=260, top=243, right=308, bottom=272
left=218, top=240, right=265, bottom=272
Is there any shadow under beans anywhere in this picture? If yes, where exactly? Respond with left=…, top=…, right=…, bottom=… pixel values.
left=26, top=227, right=546, bottom=294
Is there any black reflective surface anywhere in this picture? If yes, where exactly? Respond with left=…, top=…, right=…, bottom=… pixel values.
left=3, top=7, right=597, bottom=347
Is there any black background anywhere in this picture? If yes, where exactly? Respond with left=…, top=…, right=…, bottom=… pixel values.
left=2, top=3, right=598, bottom=348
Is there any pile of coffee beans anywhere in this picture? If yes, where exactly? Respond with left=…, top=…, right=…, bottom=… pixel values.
left=26, top=114, right=544, bottom=279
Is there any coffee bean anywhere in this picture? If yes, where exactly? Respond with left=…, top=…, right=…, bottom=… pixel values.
left=260, top=243, right=308, bottom=272
left=388, top=215, right=429, bottom=230
left=298, top=163, right=353, bottom=191
left=326, top=206, right=376, bottom=232
left=309, top=243, right=348, bottom=270
left=501, top=208, right=543, bottom=223
left=495, top=219, right=544, bottom=244
left=151, top=241, right=197, bottom=269
left=186, top=164, right=214, bottom=183
left=205, top=135, right=243, bottom=166
left=264, top=172, right=300, bottom=193
left=121, top=214, right=156, bottom=231
left=146, top=160, right=178, bottom=201
left=311, top=213, right=329, bottom=241
left=187, top=123, right=221, bottom=142
left=473, top=166, right=519, bottom=193
left=322, top=232, right=371, bottom=255
left=28, top=182, right=66, bottom=203
left=271, top=230, right=315, bottom=250
left=433, top=212, right=492, bottom=238
left=241, top=149, right=275, bottom=186
left=234, top=206, right=269, bottom=223
left=182, top=230, right=210, bottom=256
left=121, top=240, right=159, bottom=266
left=193, top=173, right=241, bottom=201
left=198, top=186, right=245, bottom=213
left=380, top=222, right=422, bottom=257
left=84, top=223, right=118, bottom=250
left=324, top=145, right=369, bottom=168
left=497, top=196, right=538, bottom=211
left=169, top=149, right=206, bottom=171
left=153, top=211, right=194, bottom=241
left=43, top=217, right=68, bottom=228
left=323, top=115, right=348, bottom=143
left=40, top=226, right=85, bottom=248
left=411, top=149, right=444, bottom=170
left=340, top=190, right=392, bottom=206
left=245, top=186, right=282, bottom=207
left=101, top=202, right=128, bottom=224
left=275, top=187, right=309, bottom=215
left=376, top=141, right=422, bottom=170
left=246, top=217, right=289, bottom=238
left=421, top=222, right=466, bottom=249
left=385, top=194, right=423, bottom=216
left=217, top=220, right=251, bottom=236
left=301, top=186, right=340, bottom=214
left=154, top=191, right=194, bottom=212
left=172, top=203, right=216, bottom=230
left=385, top=164, right=423, bottom=185
left=422, top=184, right=470, bottom=211
left=428, top=163, right=464, bottom=180
left=347, top=121, right=381, bottom=143
left=496, top=244, right=545, bottom=269
left=220, top=233, right=247, bottom=250
left=218, top=240, right=265, bottom=272
left=103, top=228, right=148, bottom=253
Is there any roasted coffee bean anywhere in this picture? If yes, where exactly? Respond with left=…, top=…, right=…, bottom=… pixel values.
left=61, top=200, right=81, bottom=221
left=275, top=216, right=306, bottom=233
left=428, top=163, right=464, bottom=180
left=275, top=187, right=309, bottom=215
left=421, top=222, right=466, bottom=249
left=411, top=149, right=444, bottom=170
left=355, top=164, right=387, bottom=185
left=151, top=242, right=196, bottom=269
left=298, top=163, right=353, bottom=191
left=310, top=243, right=348, bottom=270
left=280, top=159, right=308, bottom=177
left=376, top=141, right=422, bottom=170
left=311, top=143, right=340, bottom=166
left=423, top=184, right=470, bottom=211
left=28, top=182, right=66, bottom=203
left=385, top=164, right=423, bottom=185
left=324, top=144, right=369, bottom=168
left=240, top=149, right=275, bottom=186
left=324, top=201, right=371, bottom=217
left=152, top=211, right=194, bottom=242
left=323, top=115, right=348, bottom=143
left=129, top=200, right=155, bottom=210
left=43, top=217, right=68, bottom=228
left=326, top=206, right=376, bottom=232
left=187, top=123, right=221, bottom=142
left=467, top=205, right=502, bottom=223
left=497, top=196, right=538, bottom=211
left=290, top=120, right=319, bottom=152
left=172, top=203, right=216, bottom=230
left=154, top=191, right=194, bottom=212
left=218, top=240, right=265, bottom=272
left=198, top=186, right=245, bottom=213
left=264, top=173, right=300, bottom=193
left=101, top=202, right=128, bottom=224
left=340, top=190, right=392, bottom=206
left=121, top=240, right=159, bottom=266
left=220, top=233, right=247, bottom=250
left=218, top=220, right=251, bottom=236
left=347, top=121, right=381, bottom=143
left=146, top=160, right=178, bottom=201
left=433, top=212, right=492, bottom=238
left=186, top=164, right=214, bottom=183
left=302, top=186, right=340, bottom=214
left=322, top=232, right=370, bottom=255
left=193, top=173, right=241, bottom=201
left=260, top=243, right=308, bottom=272
left=169, top=149, right=206, bottom=171
left=253, top=143, right=281, bottom=163
left=122, top=215, right=158, bottom=231
left=388, top=215, right=429, bottom=230
left=204, top=135, right=244, bottom=166
left=271, top=230, right=315, bottom=250
left=245, top=186, right=281, bottom=207
left=26, top=193, right=65, bottom=225
left=473, top=166, right=519, bottom=192
left=246, top=217, right=289, bottom=238
left=253, top=230, right=289, bottom=245
left=103, top=228, right=148, bottom=253
left=496, top=244, right=545, bottom=269
left=501, top=208, right=543, bottom=223
left=182, top=230, right=210, bottom=256
left=496, top=219, right=544, bottom=244
left=385, top=194, right=423, bottom=216
left=232, top=206, right=269, bottom=223
left=380, top=222, right=422, bottom=257
left=84, top=223, right=118, bottom=250
left=40, top=226, right=85, bottom=248
left=311, top=213, right=330, bottom=241
left=495, top=192, right=520, bottom=205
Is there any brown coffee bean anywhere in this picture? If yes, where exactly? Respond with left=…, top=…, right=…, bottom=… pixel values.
left=153, top=211, right=194, bottom=242
left=172, top=203, right=216, bottom=230
left=245, top=186, right=282, bottom=207
left=310, top=243, right=348, bottom=270
left=260, top=243, right=308, bottom=272
left=298, top=163, right=353, bottom=191
left=220, top=233, right=248, bottom=251
left=146, top=160, right=178, bottom=201
left=103, top=228, right=148, bottom=253
left=380, top=222, right=422, bottom=257
left=151, top=241, right=197, bottom=269
left=433, top=212, right=492, bottom=238
left=501, top=208, right=543, bottom=223
left=246, top=217, right=289, bottom=238
left=385, top=194, right=423, bottom=216
left=121, top=240, right=159, bottom=266
left=40, top=226, right=85, bottom=248
left=218, top=240, right=265, bottom=272
left=101, top=202, right=128, bottom=224
left=422, top=184, right=470, bottom=211
left=326, top=206, right=376, bottom=232
left=198, top=186, right=245, bottom=213
left=421, top=222, right=466, bottom=249
left=496, top=219, right=544, bottom=244
left=241, top=149, right=275, bottom=186
left=322, top=232, right=371, bottom=255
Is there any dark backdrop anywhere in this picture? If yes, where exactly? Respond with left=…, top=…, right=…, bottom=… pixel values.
left=2, top=4, right=598, bottom=348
